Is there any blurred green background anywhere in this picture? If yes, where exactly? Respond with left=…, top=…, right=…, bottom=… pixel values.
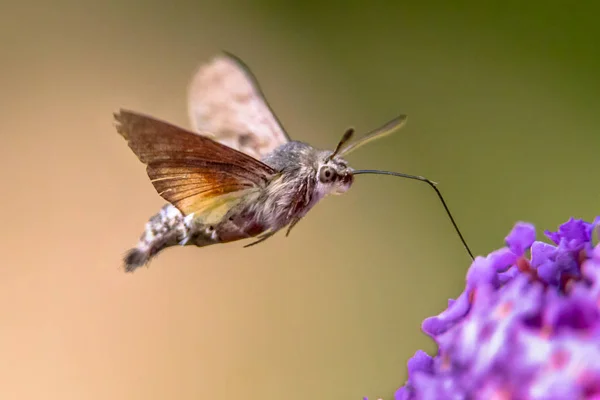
left=1, top=1, right=599, bottom=399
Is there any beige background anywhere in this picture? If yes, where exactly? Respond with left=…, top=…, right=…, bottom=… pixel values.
left=1, top=1, right=599, bottom=399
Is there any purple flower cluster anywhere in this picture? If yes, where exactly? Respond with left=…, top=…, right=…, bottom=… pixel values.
left=394, top=217, right=600, bottom=399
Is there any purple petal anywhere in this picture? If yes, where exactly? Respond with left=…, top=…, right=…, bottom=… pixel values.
left=393, top=387, right=410, bottom=400
left=406, top=350, right=434, bottom=375
left=487, top=247, right=519, bottom=273
left=544, top=217, right=594, bottom=249
left=530, top=241, right=557, bottom=268
left=543, top=289, right=600, bottom=331
left=422, top=291, right=471, bottom=336
left=505, top=222, right=536, bottom=255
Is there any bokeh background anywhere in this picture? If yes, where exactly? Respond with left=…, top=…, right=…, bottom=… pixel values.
left=1, top=1, right=599, bottom=399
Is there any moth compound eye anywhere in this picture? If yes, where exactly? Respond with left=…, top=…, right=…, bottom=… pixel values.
left=319, top=166, right=336, bottom=183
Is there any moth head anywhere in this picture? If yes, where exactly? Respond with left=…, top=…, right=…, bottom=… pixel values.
left=315, top=127, right=355, bottom=195
left=317, top=156, right=354, bottom=195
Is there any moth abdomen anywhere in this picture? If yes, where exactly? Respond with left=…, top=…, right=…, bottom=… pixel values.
left=123, top=248, right=151, bottom=272
left=124, top=204, right=188, bottom=272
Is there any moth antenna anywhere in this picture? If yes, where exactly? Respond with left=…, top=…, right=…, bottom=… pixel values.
left=327, top=127, right=355, bottom=162
left=340, top=115, right=407, bottom=157
left=352, top=169, right=474, bottom=260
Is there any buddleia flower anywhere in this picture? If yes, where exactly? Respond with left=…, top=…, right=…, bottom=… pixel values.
left=375, top=217, right=600, bottom=399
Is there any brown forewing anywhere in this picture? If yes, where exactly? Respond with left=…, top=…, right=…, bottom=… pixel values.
left=115, top=110, right=276, bottom=215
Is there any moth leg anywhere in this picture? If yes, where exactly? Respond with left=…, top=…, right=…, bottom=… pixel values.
left=244, top=232, right=276, bottom=248
left=285, top=218, right=301, bottom=237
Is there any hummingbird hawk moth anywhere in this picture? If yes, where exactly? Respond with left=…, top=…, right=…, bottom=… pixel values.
left=115, top=52, right=473, bottom=272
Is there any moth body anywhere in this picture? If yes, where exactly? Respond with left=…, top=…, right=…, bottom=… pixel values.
left=124, top=140, right=354, bottom=271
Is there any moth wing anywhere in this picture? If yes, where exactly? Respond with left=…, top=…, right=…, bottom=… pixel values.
left=187, top=52, right=290, bottom=160
left=115, top=109, right=276, bottom=222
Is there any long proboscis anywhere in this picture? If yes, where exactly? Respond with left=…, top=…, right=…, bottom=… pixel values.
left=339, top=115, right=408, bottom=157
left=352, top=169, right=474, bottom=260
